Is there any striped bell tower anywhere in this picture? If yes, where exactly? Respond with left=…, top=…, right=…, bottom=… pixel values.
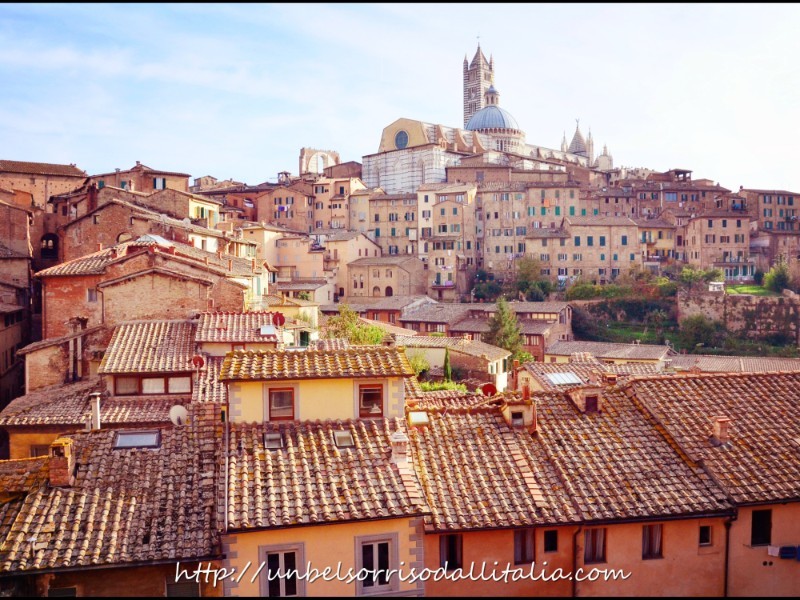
left=463, top=44, right=494, bottom=128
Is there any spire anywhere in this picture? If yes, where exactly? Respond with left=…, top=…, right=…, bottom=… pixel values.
left=568, top=120, right=588, bottom=157
left=561, top=131, right=567, bottom=152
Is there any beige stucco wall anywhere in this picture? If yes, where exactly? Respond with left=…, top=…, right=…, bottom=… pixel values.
left=222, top=517, right=425, bottom=597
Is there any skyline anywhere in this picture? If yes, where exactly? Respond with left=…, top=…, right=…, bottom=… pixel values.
left=2, top=3, right=799, bottom=191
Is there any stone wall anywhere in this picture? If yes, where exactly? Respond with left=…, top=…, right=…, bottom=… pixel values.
left=678, top=290, right=800, bottom=345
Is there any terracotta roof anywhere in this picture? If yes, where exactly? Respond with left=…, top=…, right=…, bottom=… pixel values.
left=226, top=419, right=428, bottom=530
left=18, top=326, right=105, bottom=356
left=408, top=402, right=579, bottom=531
left=400, top=303, right=472, bottom=324
left=0, top=406, right=222, bottom=573
left=0, top=160, right=86, bottom=177
left=35, top=237, right=259, bottom=279
left=395, top=335, right=510, bottom=362
left=274, top=281, right=327, bottom=291
left=196, top=311, right=280, bottom=343
left=99, top=320, right=197, bottom=374
left=346, top=295, right=436, bottom=312
left=0, top=458, right=49, bottom=494
left=0, top=242, right=29, bottom=260
left=219, top=347, right=414, bottom=381
left=0, top=378, right=188, bottom=427
left=192, top=356, right=226, bottom=403
left=546, top=340, right=673, bottom=361
left=667, top=354, right=800, bottom=373
left=405, top=390, right=488, bottom=409
left=310, top=338, right=351, bottom=351
left=358, top=317, right=417, bottom=337
left=348, top=256, right=422, bottom=267
left=626, top=372, right=800, bottom=504
left=522, top=359, right=661, bottom=391
left=403, top=375, right=424, bottom=397
left=532, top=388, right=732, bottom=521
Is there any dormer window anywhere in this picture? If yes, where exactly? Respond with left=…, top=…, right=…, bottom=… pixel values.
left=585, top=395, right=599, bottom=413
left=359, top=384, right=383, bottom=418
left=511, top=411, right=524, bottom=427
left=333, top=430, right=355, bottom=448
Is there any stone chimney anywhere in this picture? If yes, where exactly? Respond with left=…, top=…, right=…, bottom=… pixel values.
left=96, top=243, right=103, bottom=252
left=390, top=430, right=409, bottom=465
left=90, top=392, right=101, bottom=430
left=49, top=438, right=75, bottom=487
left=712, top=416, right=732, bottom=445
left=228, top=258, right=233, bottom=271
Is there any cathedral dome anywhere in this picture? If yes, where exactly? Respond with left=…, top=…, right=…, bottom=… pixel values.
left=465, top=105, right=520, bottom=131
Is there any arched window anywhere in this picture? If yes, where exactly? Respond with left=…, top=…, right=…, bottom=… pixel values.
left=117, top=232, right=133, bottom=243
left=385, top=286, right=393, bottom=297
left=40, top=234, right=58, bottom=259
left=372, top=286, right=381, bottom=297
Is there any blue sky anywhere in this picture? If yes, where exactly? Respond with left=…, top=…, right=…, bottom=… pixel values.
left=2, top=3, right=799, bottom=191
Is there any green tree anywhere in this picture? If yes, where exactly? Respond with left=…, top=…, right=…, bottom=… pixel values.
left=484, top=297, right=523, bottom=359
left=678, top=266, right=722, bottom=296
left=406, top=351, right=430, bottom=377
left=443, top=347, right=452, bottom=382
left=324, top=304, right=384, bottom=345
left=678, top=314, right=726, bottom=351
left=763, top=259, right=790, bottom=293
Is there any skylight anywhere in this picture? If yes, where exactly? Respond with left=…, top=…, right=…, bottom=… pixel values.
left=113, top=430, right=161, bottom=449
left=545, top=372, right=583, bottom=386
left=264, top=432, right=284, bottom=450
left=332, top=430, right=355, bottom=448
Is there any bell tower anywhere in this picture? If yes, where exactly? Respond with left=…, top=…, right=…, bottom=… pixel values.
left=463, top=44, right=494, bottom=128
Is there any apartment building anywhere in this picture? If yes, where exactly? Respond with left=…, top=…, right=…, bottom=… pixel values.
left=347, top=255, right=426, bottom=298
left=369, top=192, right=418, bottom=257
left=89, top=160, right=190, bottom=193
left=684, top=210, right=754, bottom=280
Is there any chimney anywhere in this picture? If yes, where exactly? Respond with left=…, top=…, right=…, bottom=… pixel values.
left=251, top=257, right=256, bottom=272
left=204, top=256, right=209, bottom=266
left=49, top=438, right=75, bottom=487
left=90, top=391, right=101, bottom=430
left=135, top=161, right=141, bottom=167
left=390, top=430, right=409, bottom=465
left=228, top=258, right=233, bottom=271
left=96, top=243, right=103, bottom=251
left=712, top=416, right=732, bottom=445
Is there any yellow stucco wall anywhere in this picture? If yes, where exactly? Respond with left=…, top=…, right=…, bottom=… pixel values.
left=222, top=517, right=424, bottom=597
left=228, top=377, right=405, bottom=423
left=728, top=504, right=800, bottom=597
left=9, top=431, right=62, bottom=459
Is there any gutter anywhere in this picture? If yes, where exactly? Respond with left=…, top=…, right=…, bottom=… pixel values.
left=723, top=512, right=737, bottom=597
left=572, top=524, right=583, bottom=598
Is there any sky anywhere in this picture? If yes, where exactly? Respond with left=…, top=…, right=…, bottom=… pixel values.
left=2, top=3, right=799, bottom=192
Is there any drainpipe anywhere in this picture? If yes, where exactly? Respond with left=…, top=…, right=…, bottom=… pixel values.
left=572, top=525, right=583, bottom=598
left=723, top=514, right=735, bottom=597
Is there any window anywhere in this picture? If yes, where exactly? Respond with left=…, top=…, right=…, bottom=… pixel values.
left=262, top=545, right=304, bottom=597
left=599, top=235, right=606, bottom=247
left=544, top=530, right=558, bottom=553
left=699, top=525, right=712, bottom=546
left=440, top=534, right=462, bottom=570
left=514, top=529, right=534, bottom=564
left=751, top=509, right=771, bottom=546
left=87, top=288, right=98, bottom=302
left=114, top=430, right=160, bottom=449
left=357, top=534, right=398, bottom=594
left=154, top=177, right=167, bottom=190
left=621, top=235, right=628, bottom=246
left=584, top=528, right=606, bottom=563
left=269, top=388, right=294, bottom=420
left=642, top=524, right=663, bottom=559
left=359, top=385, right=383, bottom=417
left=574, top=236, right=581, bottom=247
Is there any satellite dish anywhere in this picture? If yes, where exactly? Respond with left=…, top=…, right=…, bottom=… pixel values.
left=481, top=383, right=498, bottom=396
left=191, top=355, right=205, bottom=368
left=273, top=312, right=286, bottom=326
left=169, top=405, right=189, bottom=426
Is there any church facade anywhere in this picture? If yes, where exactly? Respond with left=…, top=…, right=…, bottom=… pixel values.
left=362, top=45, right=614, bottom=195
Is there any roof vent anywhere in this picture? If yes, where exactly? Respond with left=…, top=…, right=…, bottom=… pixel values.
left=333, top=429, right=355, bottom=449
left=390, top=430, right=409, bottom=464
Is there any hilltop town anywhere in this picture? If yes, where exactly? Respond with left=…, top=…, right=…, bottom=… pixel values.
left=0, top=46, right=798, bottom=597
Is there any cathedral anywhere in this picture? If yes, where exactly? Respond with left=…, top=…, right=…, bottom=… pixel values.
left=361, top=45, right=614, bottom=194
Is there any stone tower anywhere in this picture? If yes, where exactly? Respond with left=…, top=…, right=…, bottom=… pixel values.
left=463, top=45, right=494, bottom=128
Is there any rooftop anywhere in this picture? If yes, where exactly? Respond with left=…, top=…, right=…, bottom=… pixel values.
left=196, top=311, right=281, bottom=343
left=219, top=346, right=414, bottom=381
left=396, top=334, right=510, bottom=362
left=99, top=320, right=197, bottom=374
left=546, top=340, right=673, bottom=361
left=0, top=160, right=86, bottom=178
left=226, top=419, right=428, bottom=530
